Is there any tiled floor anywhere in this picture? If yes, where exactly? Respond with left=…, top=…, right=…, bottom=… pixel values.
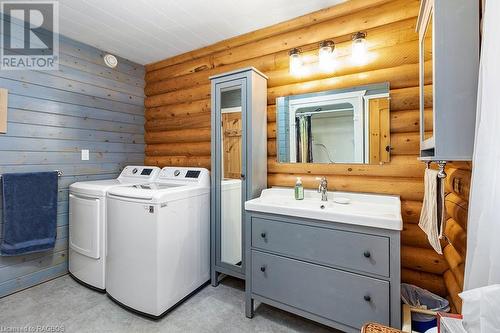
left=0, top=275, right=337, bottom=332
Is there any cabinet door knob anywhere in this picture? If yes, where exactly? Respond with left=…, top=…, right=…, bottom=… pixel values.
left=240, top=173, right=246, bottom=180
left=364, top=295, right=371, bottom=302
left=261, top=232, right=266, bottom=238
left=363, top=251, right=371, bottom=258
left=260, top=265, right=266, bottom=272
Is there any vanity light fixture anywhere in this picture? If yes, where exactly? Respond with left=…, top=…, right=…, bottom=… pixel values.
left=351, top=31, right=367, bottom=65
left=318, top=40, right=335, bottom=72
left=288, top=48, right=303, bottom=76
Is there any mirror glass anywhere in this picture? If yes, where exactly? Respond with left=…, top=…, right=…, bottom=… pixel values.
left=276, top=83, right=390, bottom=164
left=422, top=13, right=434, bottom=142
left=219, top=86, right=243, bottom=267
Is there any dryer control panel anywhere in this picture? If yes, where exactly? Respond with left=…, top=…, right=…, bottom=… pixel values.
left=119, top=166, right=161, bottom=180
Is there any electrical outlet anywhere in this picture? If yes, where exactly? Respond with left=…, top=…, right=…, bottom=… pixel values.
left=81, top=149, right=89, bottom=161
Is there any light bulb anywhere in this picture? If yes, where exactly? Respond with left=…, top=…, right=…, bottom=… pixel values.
left=289, top=48, right=303, bottom=76
left=351, top=32, right=367, bottom=65
left=318, top=40, right=335, bottom=72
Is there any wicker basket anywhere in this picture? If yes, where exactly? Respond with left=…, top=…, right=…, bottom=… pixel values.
left=361, top=322, right=403, bottom=333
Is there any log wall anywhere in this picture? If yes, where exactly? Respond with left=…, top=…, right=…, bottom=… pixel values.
left=442, top=163, right=471, bottom=313
left=143, top=0, right=458, bottom=303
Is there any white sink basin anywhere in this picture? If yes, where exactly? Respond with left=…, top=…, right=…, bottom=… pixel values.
left=245, top=188, right=403, bottom=230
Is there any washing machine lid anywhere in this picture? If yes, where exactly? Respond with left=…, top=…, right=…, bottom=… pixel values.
left=107, top=167, right=210, bottom=203
left=222, top=178, right=242, bottom=191
left=107, top=183, right=209, bottom=203
left=70, top=179, right=134, bottom=197
left=69, top=166, right=161, bottom=197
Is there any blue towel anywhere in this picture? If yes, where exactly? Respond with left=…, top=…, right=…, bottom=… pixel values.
left=1, top=172, right=58, bottom=256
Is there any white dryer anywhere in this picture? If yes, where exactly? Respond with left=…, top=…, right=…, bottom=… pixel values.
left=68, top=166, right=160, bottom=291
left=105, top=167, right=210, bottom=318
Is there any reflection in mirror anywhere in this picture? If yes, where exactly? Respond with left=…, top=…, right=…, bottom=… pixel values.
left=276, top=83, right=390, bottom=165
left=220, top=87, right=242, bottom=267
left=422, top=13, right=434, bottom=143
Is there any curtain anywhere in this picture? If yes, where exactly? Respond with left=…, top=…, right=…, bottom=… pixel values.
left=464, top=0, right=500, bottom=290
left=306, top=116, right=313, bottom=162
left=296, top=116, right=312, bottom=163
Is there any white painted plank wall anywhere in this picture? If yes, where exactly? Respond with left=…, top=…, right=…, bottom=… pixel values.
left=0, top=27, right=145, bottom=297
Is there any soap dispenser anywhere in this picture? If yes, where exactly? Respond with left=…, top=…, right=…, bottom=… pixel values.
left=295, top=177, right=304, bottom=200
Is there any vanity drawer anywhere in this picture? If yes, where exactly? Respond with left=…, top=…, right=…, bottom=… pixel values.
left=252, top=217, right=390, bottom=277
left=251, top=251, right=390, bottom=329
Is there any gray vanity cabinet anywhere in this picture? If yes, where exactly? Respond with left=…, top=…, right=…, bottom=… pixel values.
left=210, top=68, right=268, bottom=285
left=245, top=212, right=401, bottom=332
left=417, top=0, right=479, bottom=161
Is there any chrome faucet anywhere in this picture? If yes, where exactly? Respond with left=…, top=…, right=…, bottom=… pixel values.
left=316, top=177, right=328, bottom=201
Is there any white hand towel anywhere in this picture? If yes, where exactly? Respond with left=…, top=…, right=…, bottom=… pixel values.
left=419, top=168, right=446, bottom=254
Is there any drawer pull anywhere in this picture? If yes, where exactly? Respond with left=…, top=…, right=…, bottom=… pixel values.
left=364, top=295, right=371, bottom=302
left=363, top=251, right=371, bottom=258
left=261, top=232, right=267, bottom=238
left=260, top=265, right=266, bottom=272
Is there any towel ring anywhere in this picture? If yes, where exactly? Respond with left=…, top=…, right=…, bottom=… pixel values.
left=436, top=161, right=447, bottom=179
left=423, top=161, right=447, bottom=178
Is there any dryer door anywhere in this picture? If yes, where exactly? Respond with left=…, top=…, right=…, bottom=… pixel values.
left=69, top=193, right=100, bottom=259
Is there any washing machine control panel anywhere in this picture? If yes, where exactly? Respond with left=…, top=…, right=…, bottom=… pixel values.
left=158, top=167, right=209, bottom=184
left=185, top=170, right=201, bottom=178
left=119, top=166, right=160, bottom=180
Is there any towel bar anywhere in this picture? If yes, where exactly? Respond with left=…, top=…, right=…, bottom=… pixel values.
left=0, top=170, right=63, bottom=179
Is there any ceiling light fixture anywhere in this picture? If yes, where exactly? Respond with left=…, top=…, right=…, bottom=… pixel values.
left=318, top=40, right=335, bottom=72
left=289, top=48, right=303, bottom=76
left=351, top=32, right=367, bottom=65
left=104, top=54, right=118, bottom=68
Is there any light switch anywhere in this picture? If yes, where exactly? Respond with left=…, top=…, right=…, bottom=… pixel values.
left=81, top=149, right=89, bottom=161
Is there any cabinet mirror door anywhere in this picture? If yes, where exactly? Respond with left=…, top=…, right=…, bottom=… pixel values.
left=216, top=79, right=246, bottom=272
left=421, top=11, right=434, bottom=147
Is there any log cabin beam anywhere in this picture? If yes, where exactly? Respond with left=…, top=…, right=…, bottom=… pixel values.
left=401, top=200, right=422, bottom=224
left=446, top=168, right=472, bottom=201
left=267, top=174, right=423, bottom=201
left=391, top=109, right=432, bottom=133
left=145, top=113, right=211, bottom=132
left=445, top=193, right=468, bottom=231
left=390, top=85, right=432, bottom=111
left=443, top=244, right=465, bottom=289
left=444, top=270, right=463, bottom=313
left=401, top=246, right=449, bottom=275
left=402, top=223, right=446, bottom=249
left=145, top=142, right=211, bottom=156
left=145, top=99, right=210, bottom=121
left=145, top=0, right=419, bottom=81
left=145, top=0, right=396, bottom=72
left=444, top=218, right=467, bottom=259
left=144, top=84, right=425, bottom=122
left=401, top=268, right=447, bottom=297
left=145, top=61, right=428, bottom=108
left=145, top=128, right=211, bottom=144
left=267, top=155, right=424, bottom=178
left=145, top=30, right=419, bottom=95
left=144, top=155, right=211, bottom=169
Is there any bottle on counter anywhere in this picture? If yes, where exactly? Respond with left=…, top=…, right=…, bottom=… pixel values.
left=295, top=177, right=304, bottom=200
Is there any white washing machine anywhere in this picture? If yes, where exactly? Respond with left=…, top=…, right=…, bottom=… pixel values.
left=221, top=179, right=242, bottom=266
left=68, top=166, right=160, bottom=291
left=106, top=167, right=210, bottom=318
